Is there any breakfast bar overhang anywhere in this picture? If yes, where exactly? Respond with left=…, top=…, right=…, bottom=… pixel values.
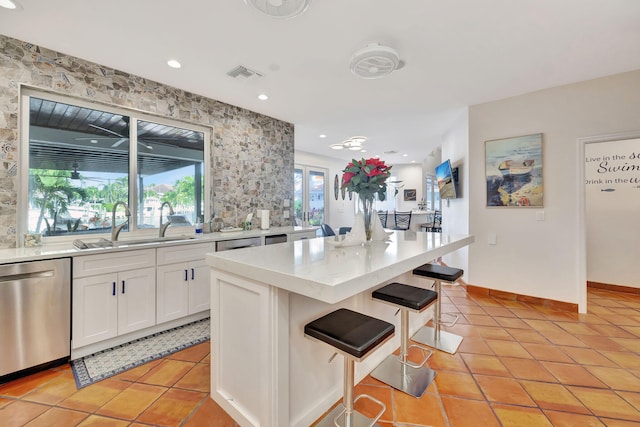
left=206, top=231, right=474, bottom=427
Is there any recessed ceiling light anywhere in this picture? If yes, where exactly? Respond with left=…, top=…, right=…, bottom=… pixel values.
left=403, top=154, right=408, bottom=157
left=360, top=149, right=367, bottom=153
left=90, top=139, right=98, bottom=144
left=0, top=0, right=20, bottom=10
left=258, top=94, right=269, bottom=100
left=319, top=134, right=326, bottom=138
left=411, top=160, right=416, bottom=163
left=167, top=59, right=182, bottom=69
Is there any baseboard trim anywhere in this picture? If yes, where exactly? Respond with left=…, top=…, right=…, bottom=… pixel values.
left=587, top=281, right=640, bottom=294
left=464, top=284, right=578, bottom=313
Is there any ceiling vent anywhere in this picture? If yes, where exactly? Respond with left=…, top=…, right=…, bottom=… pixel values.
left=350, top=43, right=402, bottom=79
left=226, top=65, right=263, bottom=80
left=244, top=0, right=311, bottom=19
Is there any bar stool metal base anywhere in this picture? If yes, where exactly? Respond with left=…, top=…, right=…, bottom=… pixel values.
left=371, top=355, right=437, bottom=398
left=412, top=326, right=463, bottom=354
left=314, top=404, right=382, bottom=427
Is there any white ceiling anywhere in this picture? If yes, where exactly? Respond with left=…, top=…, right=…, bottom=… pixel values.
left=1, top=0, right=640, bottom=165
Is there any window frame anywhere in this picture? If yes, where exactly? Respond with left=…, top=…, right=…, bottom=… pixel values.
left=19, top=87, right=212, bottom=243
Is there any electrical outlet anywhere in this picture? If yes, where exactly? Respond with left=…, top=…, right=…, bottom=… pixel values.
left=283, top=211, right=290, bottom=219
left=537, top=211, right=545, bottom=221
left=488, top=233, right=497, bottom=245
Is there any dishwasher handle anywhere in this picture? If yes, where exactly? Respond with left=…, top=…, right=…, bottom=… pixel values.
left=0, top=270, right=54, bottom=283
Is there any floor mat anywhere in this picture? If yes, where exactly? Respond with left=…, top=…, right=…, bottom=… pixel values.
left=71, top=318, right=210, bottom=388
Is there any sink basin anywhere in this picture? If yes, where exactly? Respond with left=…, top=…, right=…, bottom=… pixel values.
left=73, top=236, right=196, bottom=250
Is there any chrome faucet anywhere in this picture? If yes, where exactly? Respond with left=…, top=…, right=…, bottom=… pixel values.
left=111, top=201, right=131, bottom=242
left=158, top=201, right=175, bottom=238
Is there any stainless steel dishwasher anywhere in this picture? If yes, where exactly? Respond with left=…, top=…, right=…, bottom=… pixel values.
left=0, top=258, right=71, bottom=378
left=215, top=236, right=262, bottom=251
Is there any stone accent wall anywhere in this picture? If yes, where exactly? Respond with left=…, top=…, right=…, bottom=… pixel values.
left=0, top=35, right=294, bottom=248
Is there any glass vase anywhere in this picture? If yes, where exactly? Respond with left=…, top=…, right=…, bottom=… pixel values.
left=360, top=196, right=374, bottom=241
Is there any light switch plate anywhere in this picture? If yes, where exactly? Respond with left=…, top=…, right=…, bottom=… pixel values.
left=283, top=211, right=290, bottom=219
left=283, top=199, right=290, bottom=207
left=536, top=211, right=545, bottom=221
left=488, top=233, right=497, bottom=245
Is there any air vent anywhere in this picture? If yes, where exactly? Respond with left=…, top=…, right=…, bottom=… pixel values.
left=384, top=150, right=398, bottom=154
left=226, top=65, right=263, bottom=80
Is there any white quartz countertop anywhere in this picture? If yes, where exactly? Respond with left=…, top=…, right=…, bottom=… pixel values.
left=207, top=231, right=474, bottom=304
left=0, top=226, right=317, bottom=265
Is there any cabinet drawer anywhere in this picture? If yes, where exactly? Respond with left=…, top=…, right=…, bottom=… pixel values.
left=157, top=242, right=214, bottom=264
left=73, top=249, right=156, bottom=278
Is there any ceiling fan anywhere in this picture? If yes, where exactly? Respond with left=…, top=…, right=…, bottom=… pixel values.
left=75, top=123, right=152, bottom=150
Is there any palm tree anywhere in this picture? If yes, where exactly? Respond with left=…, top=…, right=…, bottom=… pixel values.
left=29, top=170, right=88, bottom=234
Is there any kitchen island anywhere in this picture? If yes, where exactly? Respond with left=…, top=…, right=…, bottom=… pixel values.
left=206, top=231, right=474, bottom=427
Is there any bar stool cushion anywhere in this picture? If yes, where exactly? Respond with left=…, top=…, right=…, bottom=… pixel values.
left=373, top=282, right=438, bottom=311
left=304, top=308, right=394, bottom=359
left=413, top=263, right=463, bottom=282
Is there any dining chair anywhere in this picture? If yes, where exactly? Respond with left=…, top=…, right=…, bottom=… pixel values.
left=377, top=210, right=388, bottom=228
left=338, top=227, right=352, bottom=235
left=393, top=211, right=412, bottom=231
left=320, top=223, right=336, bottom=237
left=425, top=211, right=442, bottom=232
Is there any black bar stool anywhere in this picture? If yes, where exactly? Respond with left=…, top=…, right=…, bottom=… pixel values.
left=305, top=308, right=395, bottom=427
left=370, top=282, right=438, bottom=398
left=412, top=263, right=464, bottom=354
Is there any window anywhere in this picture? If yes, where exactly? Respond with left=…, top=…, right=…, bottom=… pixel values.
left=20, top=90, right=209, bottom=239
left=425, top=174, right=441, bottom=211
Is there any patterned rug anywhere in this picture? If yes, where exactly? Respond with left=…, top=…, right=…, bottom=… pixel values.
left=71, top=318, right=210, bottom=388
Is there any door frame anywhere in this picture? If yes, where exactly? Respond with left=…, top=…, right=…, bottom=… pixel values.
left=294, top=164, right=329, bottom=227
left=577, top=129, right=640, bottom=313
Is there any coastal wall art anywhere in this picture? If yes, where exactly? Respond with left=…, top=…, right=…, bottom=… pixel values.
left=485, top=133, right=543, bottom=207
left=404, top=189, right=417, bottom=201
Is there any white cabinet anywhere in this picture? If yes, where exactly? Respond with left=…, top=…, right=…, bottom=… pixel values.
left=156, top=243, right=213, bottom=324
left=72, top=249, right=156, bottom=348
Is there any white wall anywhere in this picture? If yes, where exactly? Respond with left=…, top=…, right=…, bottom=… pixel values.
left=440, top=109, right=470, bottom=276
left=585, top=137, right=640, bottom=288
left=468, top=69, right=640, bottom=311
left=392, top=164, right=424, bottom=212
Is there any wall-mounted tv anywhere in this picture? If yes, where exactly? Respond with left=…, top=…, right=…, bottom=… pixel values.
left=435, top=159, right=459, bottom=199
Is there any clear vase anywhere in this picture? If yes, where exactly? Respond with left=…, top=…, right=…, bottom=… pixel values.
left=360, top=196, right=374, bottom=241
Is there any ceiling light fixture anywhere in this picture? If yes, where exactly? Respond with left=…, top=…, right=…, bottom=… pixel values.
left=319, top=134, right=326, bottom=138
left=244, top=0, right=311, bottom=19
left=350, top=43, right=403, bottom=79
left=0, top=0, right=20, bottom=10
left=167, top=59, right=182, bottom=69
left=258, top=93, right=269, bottom=100
left=330, top=135, right=367, bottom=151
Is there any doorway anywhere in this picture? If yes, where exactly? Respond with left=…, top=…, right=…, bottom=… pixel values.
left=578, top=131, right=640, bottom=312
left=294, top=165, right=328, bottom=227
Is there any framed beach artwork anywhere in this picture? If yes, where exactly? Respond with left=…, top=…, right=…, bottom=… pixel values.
left=404, top=189, right=417, bottom=201
left=485, top=133, right=543, bottom=207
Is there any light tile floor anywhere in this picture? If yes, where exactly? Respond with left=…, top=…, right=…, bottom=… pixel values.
left=3, top=286, right=640, bottom=426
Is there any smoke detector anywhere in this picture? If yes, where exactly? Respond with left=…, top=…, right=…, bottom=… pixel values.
left=350, top=43, right=402, bottom=79
left=244, top=0, right=311, bottom=19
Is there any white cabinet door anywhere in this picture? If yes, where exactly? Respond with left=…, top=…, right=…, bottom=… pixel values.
left=117, top=267, right=156, bottom=335
left=188, top=258, right=210, bottom=314
left=156, top=263, right=190, bottom=324
left=72, top=273, right=118, bottom=348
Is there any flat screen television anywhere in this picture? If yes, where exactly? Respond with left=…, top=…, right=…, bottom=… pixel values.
left=435, top=159, right=458, bottom=199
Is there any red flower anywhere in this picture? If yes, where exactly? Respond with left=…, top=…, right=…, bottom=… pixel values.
left=342, top=171, right=356, bottom=186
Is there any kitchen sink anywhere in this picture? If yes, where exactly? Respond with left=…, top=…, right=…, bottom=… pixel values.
left=73, top=236, right=196, bottom=250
